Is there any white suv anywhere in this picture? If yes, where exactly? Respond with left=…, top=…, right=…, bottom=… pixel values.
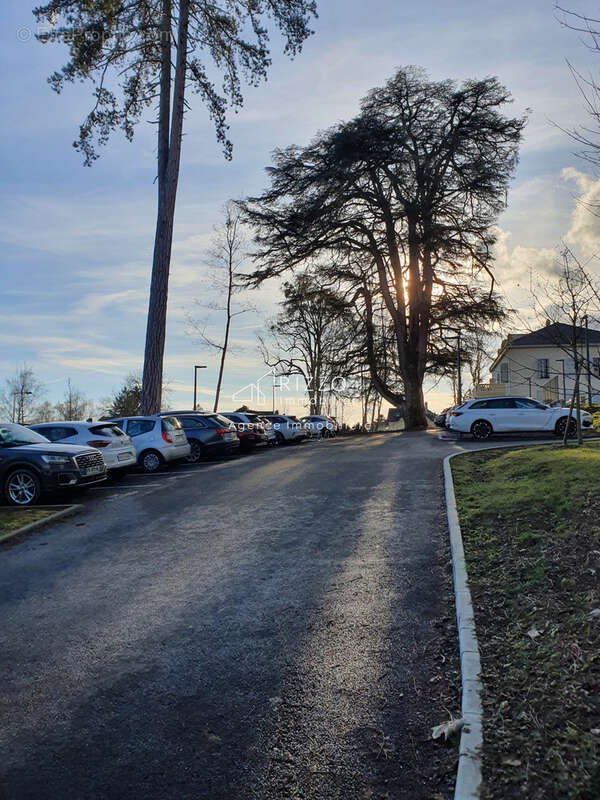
left=106, top=416, right=190, bottom=471
left=447, top=396, right=593, bottom=440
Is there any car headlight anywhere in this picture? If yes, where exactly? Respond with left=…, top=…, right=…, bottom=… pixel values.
left=41, top=454, right=72, bottom=465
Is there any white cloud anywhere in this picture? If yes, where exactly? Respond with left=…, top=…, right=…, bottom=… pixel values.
left=493, top=167, right=600, bottom=327
left=562, top=167, right=600, bottom=256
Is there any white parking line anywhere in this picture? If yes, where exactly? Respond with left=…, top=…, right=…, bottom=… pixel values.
left=104, top=490, right=141, bottom=501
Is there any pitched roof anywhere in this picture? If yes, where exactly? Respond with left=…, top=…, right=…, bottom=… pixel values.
left=509, top=321, right=600, bottom=347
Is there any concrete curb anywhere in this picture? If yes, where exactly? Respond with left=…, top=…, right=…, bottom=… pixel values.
left=0, top=504, right=83, bottom=545
left=442, top=437, right=591, bottom=797
left=444, top=454, right=483, bottom=800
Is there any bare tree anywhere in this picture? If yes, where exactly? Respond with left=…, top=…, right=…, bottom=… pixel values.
left=0, top=366, right=45, bottom=424
left=33, top=401, right=56, bottom=423
left=186, top=203, right=251, bottom=411
left=259, top=272, right=358, bottom=414
left=530, top=245, right=600, bottom=443
left=55, top=379, right=89, bottom=420
left=558, top=6, right=600, bottom=167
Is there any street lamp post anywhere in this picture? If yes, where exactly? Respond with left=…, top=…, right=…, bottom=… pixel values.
left=272, top=379, right=281, bottom=414
left=13, top=389, right=32, bottom=424
left=193, top=365, right=207, bottom=411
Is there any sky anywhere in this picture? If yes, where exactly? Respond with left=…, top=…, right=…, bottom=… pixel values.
left=3, top=0, right=600, bottom=418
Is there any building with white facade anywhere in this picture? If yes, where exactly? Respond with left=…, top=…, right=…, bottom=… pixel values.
left=479, top=322, right=600, bottom=404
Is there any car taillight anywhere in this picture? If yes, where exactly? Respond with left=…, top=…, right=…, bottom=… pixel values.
left=87, top=439, right=111, bottom=447
left=162, top=432, right=173, bottom=443
left=452, top=412, right=463, bottom=417
left=215, top=428, right=230, bottom=435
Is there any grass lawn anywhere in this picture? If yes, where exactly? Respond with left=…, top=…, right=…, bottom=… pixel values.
left=0, top=509, right=56, bottom=539
left=452, top=444, right=600, bottom=800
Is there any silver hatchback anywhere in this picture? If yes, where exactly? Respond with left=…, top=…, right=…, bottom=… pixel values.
left=106, top=416, right=190, bottom=472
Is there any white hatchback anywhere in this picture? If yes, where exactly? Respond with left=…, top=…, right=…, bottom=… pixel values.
left=30, top=421, right=137, bottom=473
left=447, top=396, right=593, bottom=440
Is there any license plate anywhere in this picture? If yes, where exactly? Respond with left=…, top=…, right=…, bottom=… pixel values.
left=117, top=452, right=133, bottom=462
left=224, top=433, right=234, bottom=440
left=82, top=465, right=104, bottom=476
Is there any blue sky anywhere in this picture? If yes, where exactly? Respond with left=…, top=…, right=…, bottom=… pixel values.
left=3, top=0, right=600, bottom=416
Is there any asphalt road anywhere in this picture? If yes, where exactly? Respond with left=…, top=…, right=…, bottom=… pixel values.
left=1, top=431, right=482, bottom=800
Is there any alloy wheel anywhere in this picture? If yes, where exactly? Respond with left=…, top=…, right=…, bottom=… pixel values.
left=186, top=442, right=203, bottom=463
left=471, top=420, right=492, bottom=440
left=7, top=471, right=38, bottom=506
left=557, top=417, right=576, bottom=437
left=142, top=452, right=161, bottom=472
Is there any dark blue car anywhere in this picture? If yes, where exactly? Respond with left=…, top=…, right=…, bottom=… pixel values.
left=0, top=423, right=106, bottom=506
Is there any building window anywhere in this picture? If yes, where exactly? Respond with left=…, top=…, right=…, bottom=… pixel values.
left=593, top=357, right=600, bottom=377
left=537, top=358, right=549, bottom=379
left=499, top=363, right=509, bottom=383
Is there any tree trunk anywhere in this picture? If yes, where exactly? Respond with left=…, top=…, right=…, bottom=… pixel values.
left=213, top=303, right=232, bottom=412
left=404, top=375, right=427, bottom=429
left=141, top=0, right=189, bottom=415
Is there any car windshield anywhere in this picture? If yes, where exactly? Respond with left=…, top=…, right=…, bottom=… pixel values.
left=0, top=424, right=50, bottom=446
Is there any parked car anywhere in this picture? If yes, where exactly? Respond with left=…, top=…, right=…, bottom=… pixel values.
left=0, top=423, right=106, bottom=506
left=105, top=416, right=190, bottom=471
left=245, top=414, right=278, bottom=446
left=446, top=396, right=594, bottom=440
left=261, top=414, right=307, bottom=444
left=434, top=407, right=451, bottom=428
left=300, top=415, right=337, bottom=438
left=219, top=412, right=269, bottom=450
left=30, top=421, right=137, bottom=475
left=157, top=411, right=240, bottom=461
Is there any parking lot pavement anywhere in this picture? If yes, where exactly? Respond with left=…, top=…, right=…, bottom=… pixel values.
left=38, top=445, right=283, bottom=508
left=35, top=437, right=359, bottom=509
left=0, top=430, right=465, bottom=800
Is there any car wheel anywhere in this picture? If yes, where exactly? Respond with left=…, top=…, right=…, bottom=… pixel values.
left=5, top=469, right=41, bottom=506
left=139, top=449, right=163, bottom=473
left=275, top=431, right=285, bottom=445
left=555, top=416, right=576, bottom=438
left=186, top=441, right=205, bottom=463
left=471, top=419, right=493, bottom=441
